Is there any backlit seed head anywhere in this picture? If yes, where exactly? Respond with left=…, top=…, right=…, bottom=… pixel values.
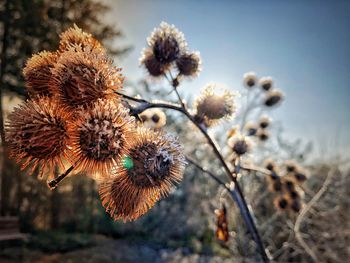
left=257, top=129, right=270, bottom=142
left=69, top=99, right=136, bottom=178
left=289, top=190, right=300, bottom=200
left=293, top=169, right=308, bottom=183
left=51, top=46, right=123, bottom=109
left=147, top=22, right=187, bottom=64
left=274, top=195, right=289, bottom=210
left=282, top=178, right=296, bottom=192
left=23, top=51, right=59, bottom=97
left=176, top=51, right=201, bottom=77
left=285, top=160, right=298, bottom=173
left=290, top=199, right=302, bottom=213
left=98, top=128, right=186, bottom=221
left=243, top=72, right=257, bottom=88
left=259, top=115, right=271, bottom=129
left=259, top=76, right=273, bottom=91
left=140, top=48, right=170, bottom=77
left=269, top=178, right=283, bottom=192
left=194, top=83, right=237, bottom=127
left=264, top=159, right=276, bottom=172
left=5, top=97, right=73, bottom=178
left=264, top=89, right=283, bottom=107
left=59, top=24, right=104, bottom=53
left=228, top=135, right=252, bottom=157
left=244, top=122, right=258, bottom=136
left=139, top=108, right=166, bottom=129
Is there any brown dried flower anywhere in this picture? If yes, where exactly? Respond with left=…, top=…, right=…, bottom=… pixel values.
left=59, top=24, right=104, bottom=53
left=99, top=128, right=186, bottom=221
left=5, top=97, right=73, bottom=178
left=176, top=51, right=201, bottom=77
left=264, top=89, right=283, bottom=107
left=274, top=195, right=289, bottom=210
left=51, top=46, right=123, bottom=109
left=23, top=51, right=59, bottom=97
left=69, top=99, right=135, bottom=178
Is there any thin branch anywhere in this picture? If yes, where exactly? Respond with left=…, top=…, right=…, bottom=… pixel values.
left=294, top=168, right=335, bottom=262
left=47, top=165, right=74, bottom=190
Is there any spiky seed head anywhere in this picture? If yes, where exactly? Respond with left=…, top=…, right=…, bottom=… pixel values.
left=274, top=195, right=289, bottom=210
left=244, top=122, right=258, bottom=136
left=243, top=72, right=257, bottom=88
left=264, top=159, right=276, bottom=172
left=289, top=190, right=300, bottom=200
left=228, top=134, right=252, bottom=157
left=140, top=108, right=166, bottom=129
left=59, top=24, right=104, bottom=53
left=69, top=99, right=135, bottom=178
left=98, top=128, right=186, bottom=221
left=140, top=48, right=170, bottom=77
left=194, top=83, right=237, bottom=127
left=259, top=76, right=273, bottom=91
left=268, top=177, right=283, bottom=192
left=283, top=178, right=296, bottom=192
left=294, top=169, right=308, bottom=183
left=147, top=22, right=187, bottom=64
left=259, top=115, right=271, bottom=129
left=285, top=160, right=298, bottom=173
left=176, top=51, right=201, bottom=77
left=257, top=129, right=270, bottom=142
left=23, top=51, right=59, bottom=97
left=5, top=97, right=73, bottom=178
left=264, top=89, right=283, bottom=107
left=51, top=46, right=123, bottom=109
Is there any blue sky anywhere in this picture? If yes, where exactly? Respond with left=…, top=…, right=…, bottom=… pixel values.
left=106, top=0, right=350, bottom=158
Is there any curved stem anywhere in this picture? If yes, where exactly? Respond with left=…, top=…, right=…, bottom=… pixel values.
left=118, top=91, right=270, bottom=262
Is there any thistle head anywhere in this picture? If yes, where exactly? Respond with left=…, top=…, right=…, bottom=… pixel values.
left=243, top=72, right=257, bottom=88
left=194, top=83, right=237, bottom=127
left=69, top=99, right=135, bottom=178
left=228, top=134, right=252, bottom=158
left=23, top=51, right=59, bottom=97
left=176, top=51, right=201, bottom=77
left=5, top=97, right=73, bottom=178
left=259, top=76, right=273, bottom=91
left=51, top=46, right=124, bottom=109
left=98, top=128, right=186, bottom=221
left=264, top=89, right=283, bottom=107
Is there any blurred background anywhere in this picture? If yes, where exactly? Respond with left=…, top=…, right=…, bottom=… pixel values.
left=0, top=0, right=349, bottom=262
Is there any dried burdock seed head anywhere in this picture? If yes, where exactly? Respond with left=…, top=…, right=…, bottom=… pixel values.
left=257, top=129, right=270, bottom=142
left=243, top=72, right=257, bottom=88
left=290, top=199, right=302, bottom=213
left=283, top=178, right=296, bottom=192
left=264, top=89, right=283, bottom=107
left=147, top=22, right=187, bottom=64
left=140, top=108, right=167, bottom=129
left=140, top=48, right=170, bottom=77
left=289, top=190, right=300, bottom=200
left=194, top=83, right=237, bottom=127
left=228, top=134, right=252, bottom=157
left=293, top=169, right=308, bottom=184
left=259, top=76, right=273, bottom=91
left=98, top=128, right=186, bottom=221
left=259, top=115, right=271, bottom=129
left=264, top=159, right=276, bottom=172
left=176, top=51, right=201, bottom=77
left=59, top=24, right=104, bottom=53
left=5, top=97, right=73, bottom=178
left=69, top=99, right=135, bottom=178
left=244, top=122, right=258, bottom=136
left=269, top=178, right=283, bottom=192
left=23, top=51, right=59, bottom=97
left=274, top=195, right=289, bottom=211
left=51, top=46, right=123, bottom=109
left=285, top=160, right=298, bottom=173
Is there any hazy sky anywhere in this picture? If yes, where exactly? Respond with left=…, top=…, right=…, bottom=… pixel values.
left=105, top=0, right=350, bottom=158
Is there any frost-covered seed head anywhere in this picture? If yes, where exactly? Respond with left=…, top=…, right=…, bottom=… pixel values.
left=244, top=122, right=258, bottom=136
left=228, top=135, right=252, bottom=157
left=194, top=84, right=237, bottom=127
left=264, top=89, right=283, bottom=107
left=243, top=72, right=257, bottom=88
left=98, top=128, right=186, bottom=221
left=23, top=51, right=59, bottom=97
left=176, top=51, right=201, bottom=77
left=259, top=115, right=271, bottom=129
left=259, top=76, right=273, bottom=91
left=5, top=97, right=73, bottom=178
left=51, top=46, right=124, bottom=109
left=140, top=48, right=170, bottom=77
left=70, top=99, right=135, bottom=178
